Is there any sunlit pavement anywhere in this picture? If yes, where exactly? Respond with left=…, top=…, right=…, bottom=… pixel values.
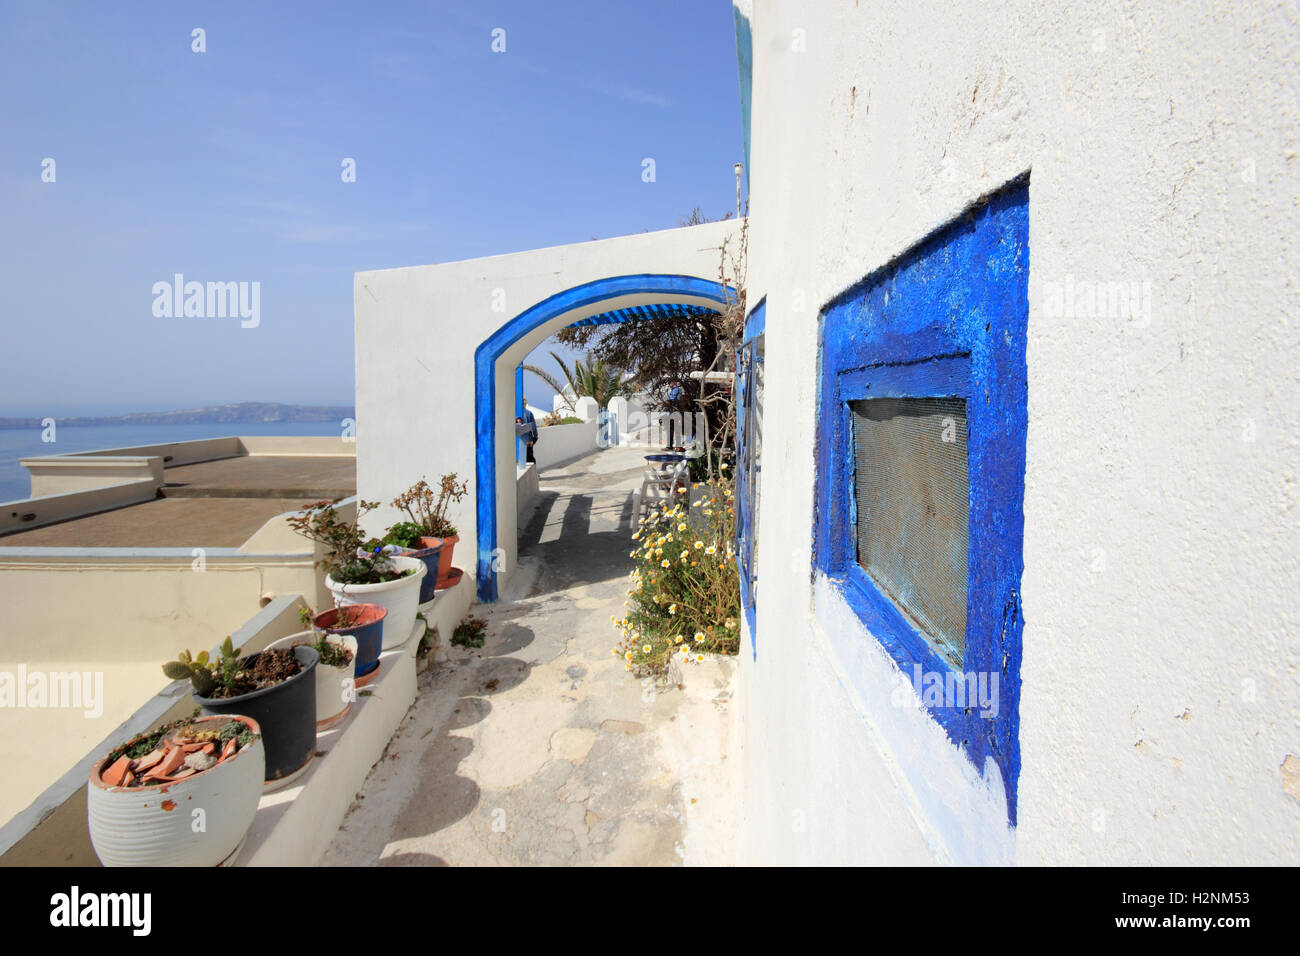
left=322, top=445, right=739, bottom=866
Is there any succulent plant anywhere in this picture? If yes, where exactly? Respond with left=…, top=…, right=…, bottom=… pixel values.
left=162, top=636, right=242, bottom=698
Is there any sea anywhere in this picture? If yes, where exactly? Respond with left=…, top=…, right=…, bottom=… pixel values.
left=0, top=421, right=349, bottom=503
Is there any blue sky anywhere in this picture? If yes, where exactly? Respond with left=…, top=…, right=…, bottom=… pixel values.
left=0, top=1, right=743, bottom=416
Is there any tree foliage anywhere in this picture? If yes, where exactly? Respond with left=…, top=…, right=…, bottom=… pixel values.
left=524, top=351, right=637, bottom=412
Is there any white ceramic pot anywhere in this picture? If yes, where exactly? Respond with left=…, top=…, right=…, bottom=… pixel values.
left=87, top=715, right=264, bottom=867
left=327, top=555, right=426, bottom=649
left=267, top=630, right=359, bottom=728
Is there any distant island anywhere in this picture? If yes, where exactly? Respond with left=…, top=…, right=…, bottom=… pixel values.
left=0, top=402, right=356, bottom=429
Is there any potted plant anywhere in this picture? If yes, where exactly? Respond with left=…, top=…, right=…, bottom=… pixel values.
left=288, top=499, right=427, bottom=649
left=382, top=519, right=443, bottom=603
left=310, top=603, right=387, bottom=685
left=163, top=637, right=318, bottom=786
left=88, top=712, right=264, bottom=867
left=391, top=474, right=468, bottom=588
left=266, top=613, right=359, bottom=729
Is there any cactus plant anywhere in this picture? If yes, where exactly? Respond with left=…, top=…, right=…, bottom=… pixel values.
left=162, top=636, right=243, bottom=698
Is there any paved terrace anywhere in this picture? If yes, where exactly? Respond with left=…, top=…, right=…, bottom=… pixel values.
left=324, top=445, right=739, bottom=866
left=0, top=456, right=355, bottom=548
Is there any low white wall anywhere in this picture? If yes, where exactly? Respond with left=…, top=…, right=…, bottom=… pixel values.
left=20, top=456, right=164, bottom=498
left=0, top=594, right=310, bottom=864
left=0, top=590, right=430, bottom=867
left=238, top=435, right=356, bottom=457
left=533, top=420, right=599, bottom=472
left=74, top=436, right=240, bottom=468
left=0, top=479, right=159, bottom=532
left=516, top=463, right=538, bottom=524
left=608, top=395, right=650, bottom=446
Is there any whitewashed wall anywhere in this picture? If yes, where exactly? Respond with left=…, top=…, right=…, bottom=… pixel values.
left=355, top=221, right=737, bottom=589
left=741, top=0, right=1299, bottom=864
left=532, top=419, right=599, bottom=473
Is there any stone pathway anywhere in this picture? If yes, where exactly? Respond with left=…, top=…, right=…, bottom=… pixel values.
left=322, top=446, right=739, bottom=866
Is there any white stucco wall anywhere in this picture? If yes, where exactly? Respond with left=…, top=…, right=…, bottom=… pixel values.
left=532, top=420, right=599, bottom=473
left=741, top=0, right=1299, bottom=864
left=355, top=221, right=738, bottom=590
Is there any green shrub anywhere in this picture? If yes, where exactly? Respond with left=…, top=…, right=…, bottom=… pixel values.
left=612, top=477, right=741, bottom=675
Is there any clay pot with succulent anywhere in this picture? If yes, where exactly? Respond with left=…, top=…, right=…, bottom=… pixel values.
left=390, top=474, right=468, bottom=588
left=162, top=636, right=318, bottom=786
left=88, top=712, right=264, bottom=867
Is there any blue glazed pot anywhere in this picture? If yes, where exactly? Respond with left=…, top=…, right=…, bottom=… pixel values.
left=314, top=604, right=387, bottom=680
left=406, top=538, right=445, bottom=603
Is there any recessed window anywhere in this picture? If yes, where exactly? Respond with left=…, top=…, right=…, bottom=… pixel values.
left=850, top=396, right=969, bottom=665
left=813, top=178, right=1029, bottom=822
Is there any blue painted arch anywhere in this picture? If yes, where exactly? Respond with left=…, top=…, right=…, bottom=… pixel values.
left=474, top=273, right=735, bottom=602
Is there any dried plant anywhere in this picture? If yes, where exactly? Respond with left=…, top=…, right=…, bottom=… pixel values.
left=391, top=474, right=468, bottom=539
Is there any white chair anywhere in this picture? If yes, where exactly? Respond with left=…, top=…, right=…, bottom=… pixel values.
left=639, top=459, right=688, bottom=519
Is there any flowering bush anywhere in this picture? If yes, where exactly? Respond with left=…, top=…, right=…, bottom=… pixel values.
left=612, top=474, right=740, bottom=675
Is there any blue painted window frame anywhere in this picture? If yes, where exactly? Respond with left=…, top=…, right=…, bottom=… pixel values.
left=735, top=298, right=765, bottom=656
left=813, top=180, right=1029, bottom=822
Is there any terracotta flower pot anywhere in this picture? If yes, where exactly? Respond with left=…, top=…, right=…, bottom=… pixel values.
left=432, top=533, right=459, bottom=587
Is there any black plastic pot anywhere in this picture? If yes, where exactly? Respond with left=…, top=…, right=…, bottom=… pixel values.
left=195, top=645, right=318, bottom=783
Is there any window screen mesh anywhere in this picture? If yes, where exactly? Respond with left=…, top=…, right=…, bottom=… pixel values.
left=850, top=397, right=969, bottom=663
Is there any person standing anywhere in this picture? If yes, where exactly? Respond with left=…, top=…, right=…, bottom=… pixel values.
left=519, top=398, right=539, bottom=464
left=665, top=379, right=684, bottom=450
